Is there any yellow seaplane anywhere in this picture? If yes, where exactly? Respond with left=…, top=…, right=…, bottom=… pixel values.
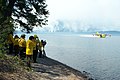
left=93, top=32, right=111, bottom=38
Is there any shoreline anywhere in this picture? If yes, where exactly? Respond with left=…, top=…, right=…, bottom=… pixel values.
left=31, top=57, right=91, bottom=80
left=0, top=53, right=93, bottom=80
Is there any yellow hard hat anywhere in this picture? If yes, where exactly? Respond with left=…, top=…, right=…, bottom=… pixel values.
left=34, top=35, right=38, bottom=38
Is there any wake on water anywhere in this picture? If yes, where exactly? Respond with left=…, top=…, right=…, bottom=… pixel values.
left=79, top=34, right=111, bottom=38
left=79, top=34, right=99, bottom=38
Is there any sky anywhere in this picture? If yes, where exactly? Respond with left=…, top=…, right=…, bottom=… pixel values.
left=45, top=0, right=120, bottom=31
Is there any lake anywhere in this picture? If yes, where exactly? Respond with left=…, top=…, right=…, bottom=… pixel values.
left=25, top=32, right=120, bottom=80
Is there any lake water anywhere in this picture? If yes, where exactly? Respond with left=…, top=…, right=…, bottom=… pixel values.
left=27, top=32, right=120, bottom=80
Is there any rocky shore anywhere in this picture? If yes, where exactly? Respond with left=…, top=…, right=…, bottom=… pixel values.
left=0, top=54, right=91, bottom=80
left=32, top=57, right=88, bottom=80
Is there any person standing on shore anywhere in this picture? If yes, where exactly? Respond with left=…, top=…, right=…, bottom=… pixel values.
left=19, top=34, right=26, bottom=60
left=13, top=35, right=19, bottom=56
left=33, top=35, right=43, bottom=58
left=33, top=35, right=40, bottom=63
left=26, top=36, right=35, bottom=67
left=38, top=39, right=43, bottom=58
left=40, top=40, right=47, bottom=58
left=7, top=31, right=14, bottom=55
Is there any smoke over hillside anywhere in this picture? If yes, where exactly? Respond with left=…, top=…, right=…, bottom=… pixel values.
left=37, top=20, right=120, bottom=32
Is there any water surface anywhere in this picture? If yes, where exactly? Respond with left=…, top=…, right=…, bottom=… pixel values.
left=33, top=33, right=120, bottom=80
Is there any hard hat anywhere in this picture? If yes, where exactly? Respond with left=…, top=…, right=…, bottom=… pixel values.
left=34, top=35, right=38, bottom=38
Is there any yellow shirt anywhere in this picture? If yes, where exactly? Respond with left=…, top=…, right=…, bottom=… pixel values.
left=34, top=38, right=42, bottom=50
left=14, top=38, right=19, bottom=46
left=7, top=34, right=14, bottom=44
left=26, top=40, right=34, bottom=55
left=37, top=40, right=43, bottom=50
left=19, top=38, right=26, bottom=47
left=39, top=41, right=43, bottom=47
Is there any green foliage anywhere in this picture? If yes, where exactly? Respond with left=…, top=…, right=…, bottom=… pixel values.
left=10, top=56, right=33, bottom=71
left=0, top=53, right=16, bottom=72
left=0, top=53, right=32, bottom=72
left=0, top=53, right=7, bottom=59
left=0, top=0, right=49, bottom=33
left=0, top=17, right=14, bottom=53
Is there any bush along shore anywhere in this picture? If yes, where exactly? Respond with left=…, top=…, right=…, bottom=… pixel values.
left=0, top=53, right=94, bottom=80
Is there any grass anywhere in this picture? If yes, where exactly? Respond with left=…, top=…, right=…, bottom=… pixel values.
left=0, top=53, right=32, bottom=72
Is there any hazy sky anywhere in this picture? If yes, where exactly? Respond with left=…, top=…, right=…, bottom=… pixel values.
left=46, top=0, right=120, bottom=29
